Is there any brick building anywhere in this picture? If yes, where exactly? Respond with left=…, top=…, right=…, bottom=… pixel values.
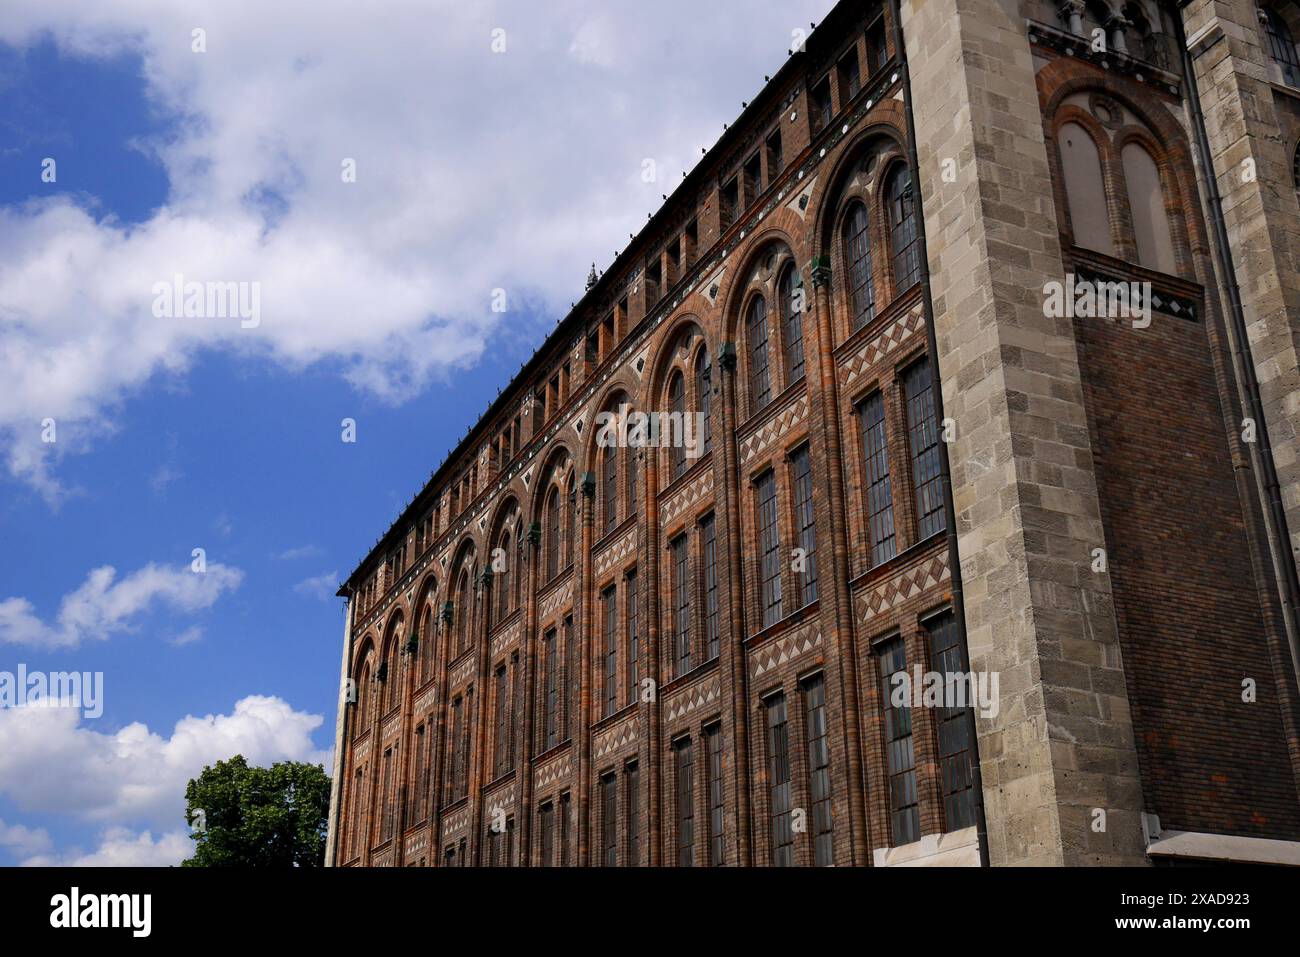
left=326, top=0, right=1300, bottom=866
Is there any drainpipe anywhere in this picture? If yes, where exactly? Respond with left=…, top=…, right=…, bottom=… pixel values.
left=1174, top=1, right=1300, bottom=692
left=891, top=0, right=991, bottom=867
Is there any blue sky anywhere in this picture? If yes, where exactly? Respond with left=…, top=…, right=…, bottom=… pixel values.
left=0, top=0, right=829, bottom=864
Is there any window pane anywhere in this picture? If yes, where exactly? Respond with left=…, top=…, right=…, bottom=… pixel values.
left=747, top=296, right=772, bottom=411
left=927, top=611, right=977, bottom=831
left=790, top=446, right=818, bottom=606
left=780, top=267, right=805, bottom=383
left=701, top=516, right=719, bottom=660
left=903, top=360, right=946, bottom=541
left=860, top=392, right=897, bottom=565
left=675, top=738, right=695, bottom=866
left=887, top=166, right=920, bottom=292
left=879, top=638, right=920, bottom=845
left=802, top=674, right=834, bottom=865
left=672, top=535, right=692, bottom=676
left=844, top=204, right=875, bottom=331
left=766, top=694, right=794, bottom=866
left=706, top=724, right=726, bottom=866
left=756, top=471, right=783, bottom=628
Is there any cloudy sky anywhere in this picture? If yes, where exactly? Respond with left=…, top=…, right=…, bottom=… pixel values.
left=0, top=1, right=833, bottom=865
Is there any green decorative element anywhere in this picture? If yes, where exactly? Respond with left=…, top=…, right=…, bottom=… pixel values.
left=718, top=341, right=738, bottom=372
left=581, top=471, right=597, bottom=497
left=810, top=254, right=832, bottom=288
left=527, top=521, right=542, bottom=546
left=441, top=600, right=454, bottom=625
left=375, top=661, right=388, bottom=684
left=404, top=631, right=419, bottom=656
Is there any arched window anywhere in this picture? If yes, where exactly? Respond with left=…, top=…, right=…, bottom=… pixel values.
left=669, top=372, right=688, bottom=480
left=602, top=437, right=618, bottom=535
left=514, top=520, right=524, bottom=610
left=1262, top=5, right=1300, bottom=87
left=626, top=415, right=640, bottom=515
left=886, top=164, right=920, bottom=292
left=1122, top=142, right=1176, bottom=274
left=694, top=350, right=712, bottom=455
left=418, top=603, right=433, bottom=684
left=455, top=566, right=472, bottom=654
left=545, top=487, right=561, bottom=581
left=1294, top=140, right=1300, bottom=198
left=843, top=203, right=875, bottom=331
left=567, top=476, right=577, bottom=567
left=779, top=265, right=804, bottom=383
left=494, top=530, right=511, bottom=625
left=356, top=660, right=372, bottom=735
left=382, top=641, right=398, bottom=715
left=746, top=297, right=772, bottom=414
left=1058, top=122, right=1114, bottom=256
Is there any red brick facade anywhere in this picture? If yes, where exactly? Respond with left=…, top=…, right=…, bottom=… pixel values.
left=328, top=0, right=1300, bottom=866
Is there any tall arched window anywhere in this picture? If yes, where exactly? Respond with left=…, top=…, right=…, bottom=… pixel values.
left=1122, top=142, right=1176, bottom=274
left=356, top=660, right=372, bottom=735
left=455, top=567, right=472, bottom=654
left=886, top=164, right=920, bottom=292
left=382, top=640, right=398, bottom=715
left=779, top=265, right=804, bottom=383
left=514, top=520, right=524, bottom=610
left=494, top=530, right=511, bottom=625
left=1293, top=140, right=1300, bottom=201
left=1262, top=5, right=1300, bottom=87
left=602, top=438, right=618, bottom=535
left=844, top=203, right=875, bottom=331
left=626, top=414, right=640, bottom=515
left=567, top=476, right=577, bottom=567
left=418, top=603, right=433, bottom=684
left=669, top=372, right=688, bottom=480
left=694, top=350, right=712, bottom=455
left=1058, top=122, right=1114, bottom=256
left=746, top=297, right=772, bottom=414
left=545, top=487, right=561, bottom=581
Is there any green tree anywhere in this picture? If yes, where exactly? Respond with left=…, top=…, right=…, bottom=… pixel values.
left=182, top=755, right=330, bottom=867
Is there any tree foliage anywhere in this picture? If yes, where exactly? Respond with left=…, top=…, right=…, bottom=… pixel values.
left=182, top=755, right=330, bottom=867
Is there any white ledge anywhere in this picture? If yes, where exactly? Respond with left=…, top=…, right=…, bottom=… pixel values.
left=873, top=826, right=980, bottom=867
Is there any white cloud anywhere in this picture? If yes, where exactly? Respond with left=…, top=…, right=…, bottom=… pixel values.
left=22, top=828, right=190, bottom=867
left=293, top=570, right=339, bottom=601
left=0, top=694, right=328, bottom=866
left=0, top=818, right=53, bottom=857
left=0, top=0, right=831, bottom=502
left=0, top=561, right=244, bottom=648
left=275, top=544, right=323, bottom=561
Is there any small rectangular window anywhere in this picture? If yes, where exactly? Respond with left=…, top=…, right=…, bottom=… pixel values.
left=743, top=152, right=762, bottom=207
left=626, top=569, right=640, bottom=706
left=559, top=791, right=571, bottom=866
left=721, top=177, right=739, bottom=230
left=811, top=77, right=833, bottom=132
left=766, top=129, right=783, bottom=186
left=838, top=50, right=861, bottom=101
